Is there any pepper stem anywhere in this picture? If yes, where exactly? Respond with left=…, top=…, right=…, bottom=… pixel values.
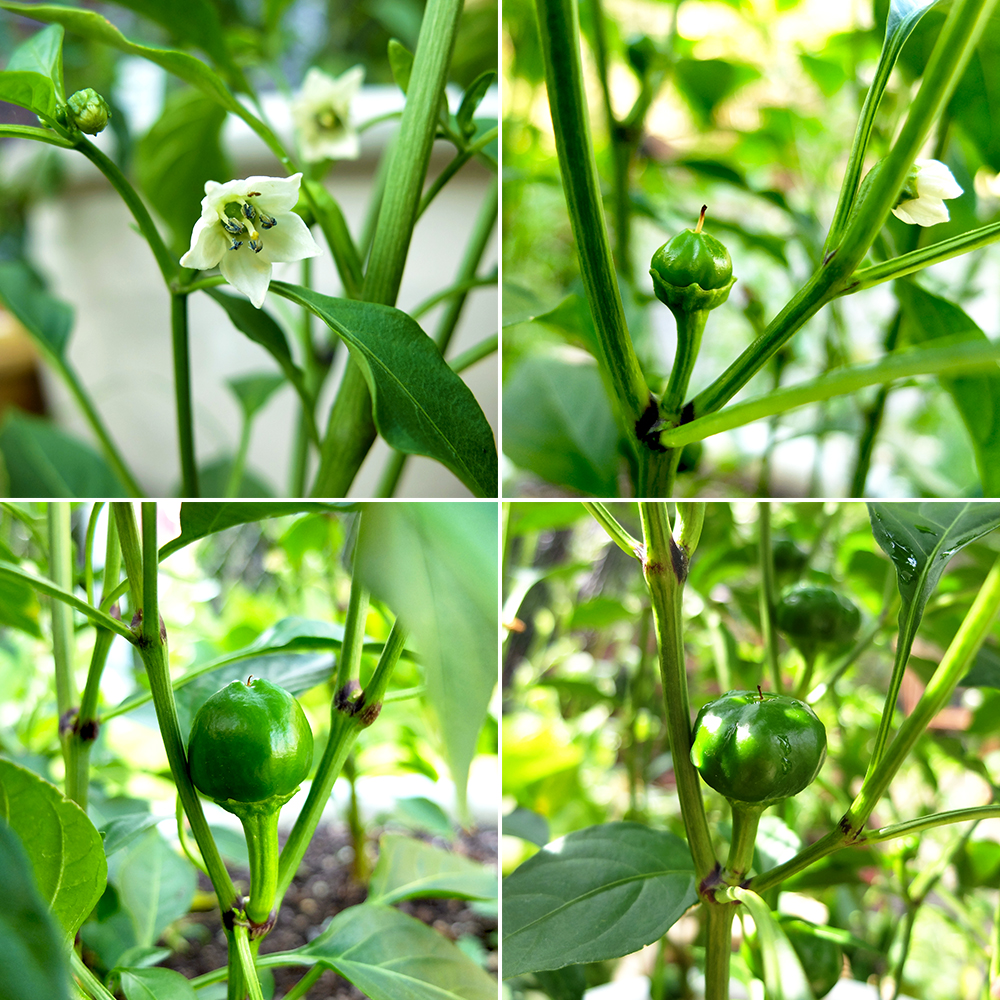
left=695, top=204, right=707, bottom=234
left=724, top=800, right=766, bottom=885
left=239, top=807, right=280, bottom=928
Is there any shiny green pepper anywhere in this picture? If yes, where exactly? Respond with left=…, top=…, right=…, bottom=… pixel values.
left=650, top=206, right=736, bottom=314
left=188, top=677, right=313, bottom=806
left=774, top=586, right=861, bottom=661
left=188, top=677, right=313, bottom=931
left=690, top=690, right=827, bottom=805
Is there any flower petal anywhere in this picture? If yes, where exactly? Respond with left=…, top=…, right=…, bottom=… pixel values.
left=245, top=174, right=303, bottom=215
left=892, top=197, right=950, bottom=227
left=180, top=216, right=228, bottom=269
left=915, top=159, right=963, bottom=200
left=261, top=211, right=322, bottom=263
left=220, top=249, right=273, bottom=308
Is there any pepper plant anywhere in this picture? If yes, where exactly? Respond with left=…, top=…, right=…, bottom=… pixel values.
left=502, top=500, right=1000, bottom=999
left=0, top=0, right=498, bottom=498
left=503, top=0, right=1000, bottom=496
left=0, top=501, right=498, bottom=1000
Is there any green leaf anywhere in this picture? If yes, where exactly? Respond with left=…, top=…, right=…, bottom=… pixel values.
left=896, top=282, right=1000, bottom=495
left=0, top=411, right=130, bottom=497
left=502, top=822, right=697, bottom=977
left=0, top=819, right=70, bottom=1000
left=961, top=645, right=1000, bottom=688
left=117, top=829, right=196, bottom=948
left=456, top=70, right=496, bottom=137
left=0, top=259, right=73, bottom=362
left=501, top=807, right=549, bottom=847
left=368, top=834, right=497, bottom=905
left=0, top=759, right=108, bottom=942
left=270, top=283, right=498, bottom=497
left=355, top=502, right=497, bottom=814
left=119, top=967, right=198, bottom=1000
left=159, top=502, right=350, bottom=559
left=0, top=70, right=58, bottom=118
left=394, top=796, right=454, bottom=838
left=502, top=353, right=620, bottom=497
left=227, top=372, right=287, bottom=419
left=134, top=88, right=231, bottom=253
left=0, top=3, right=283, bottom=160
left=298, top=902, right=497, bottom=1000
left=388, top=38, right=415, bottom=93
left=304, top=180, right=363, bottom=299
left=868, top=501, right=1000, bottom=674
left=674, top=57, right=761, bottom=124
left=99, top=815, right=163, bottom=858
left=7, top=24, right=65, bottom=95
left=98, top=0, right=245, bottom=91
left=0, top=568, right=43, bottom=636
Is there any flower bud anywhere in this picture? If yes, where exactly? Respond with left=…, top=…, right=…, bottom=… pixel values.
left=650, top=206, right=735, bottom=313
left=66, top=88, right=111, bottom=135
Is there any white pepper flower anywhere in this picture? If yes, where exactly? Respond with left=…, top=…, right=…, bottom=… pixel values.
left=180, top=173, right=321, bottom=308
left=891, top=158, right=963, bottom=227
left=291, top=66, right=365, bottom=163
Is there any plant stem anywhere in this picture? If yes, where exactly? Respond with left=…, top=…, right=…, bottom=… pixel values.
left=662, top=309, right=708, bottom=419
left=111, top=504, right=240, bottom=913
left=535, top=0, right=650, bottom=431
left=723, top=802, right=764, bottom=884
left=757, top=502, right=782, bottom=694
left=232, top=923, right=265, bottom=1000
left=310, top=0, right=463, bottom=497
left=448, top=333, right=498, bottom=373
left=583, top=501, right=642, bottom=557
left=638, top=502, right=716, bottom=878
left=225, top=415, right=253, bottom=498
left=661, top=338, right=1000, bottom=448
left=239, top=807, right=280, bottom=926
left=171, top=293, right=199, bottom=497
left=279, top=967, right=325, bottom=1000
left=702, top=900, right=735, bottom=1000
left=48, top=504, right=77, bottom=799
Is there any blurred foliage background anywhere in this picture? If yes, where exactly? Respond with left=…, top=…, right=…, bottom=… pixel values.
left=502, top=501, right=1000, bottom=999
left=502, top=0, right=1000, bottom=498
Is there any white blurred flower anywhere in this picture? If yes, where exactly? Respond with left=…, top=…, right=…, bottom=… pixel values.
left=180, top=173, right=320, bottom=308
left=292, top=66, right=365, bottom=163
left=891, top=158, right=963, bottom=227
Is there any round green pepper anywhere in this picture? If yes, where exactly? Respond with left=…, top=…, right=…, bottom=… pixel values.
left=690, top=690, right=826, bottom=805
left=650, top=207, right=736, bottom=314
left=188, top=677, right=313, bottom=805
left=774, top=585, right=861, bottom=660
left=188, top=677, right=313, bottom=930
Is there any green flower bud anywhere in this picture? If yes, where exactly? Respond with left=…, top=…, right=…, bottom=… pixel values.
left=650, top=206, right=736, bottom=313
left=66, top=88, right=111, bottom=135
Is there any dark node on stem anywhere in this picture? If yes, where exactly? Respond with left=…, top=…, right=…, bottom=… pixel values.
left=109, top=603, right=121, bottom=621
left=78, top=718, right=99, bottom=743
left=357, top=699, right=382, bottom=727
left=822, top=248, right=837, bottom=267
left=634, top=396, right=668, bottom=453
left=59, top=707, right=79, bottom=737
left=159, top=614, right=167, bottom=644
left=680, top=400, right=695, bottom=425
left=222, top=906, right=240, bottom=931
left=839, top=814, right=862, bottom=843
left=131, top=609, right=143, bottom=631
left=698, top=861, right=725, bottom=899
left=667, top=534, right=688, bottom=582
left=249, top=910, right=277, bottom=939
left=334, top=680, right=361, bottom=713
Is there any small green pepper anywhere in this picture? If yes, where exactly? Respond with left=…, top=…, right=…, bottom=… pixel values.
left=188, top=677, right=313, bottom=930
left=774, top=585, right=861, bottom=661
left=690, top=690, right=826, bottom=806
left=650, top=206, right=736, bottom=314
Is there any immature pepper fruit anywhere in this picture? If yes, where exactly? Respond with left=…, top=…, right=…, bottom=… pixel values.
left=775, top=585, right=861, bottom=663
left=188, top=677, right=314, bottom=930
left=650, top=207, right=737, bottom=418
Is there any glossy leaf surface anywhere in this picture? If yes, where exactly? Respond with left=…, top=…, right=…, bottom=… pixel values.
left=502, top=822, right=697, bottom=976
left=368, top=834, right=497, bottom=905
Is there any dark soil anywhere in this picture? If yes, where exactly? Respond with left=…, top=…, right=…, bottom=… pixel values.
left=162, top=824, right=498, bottom=999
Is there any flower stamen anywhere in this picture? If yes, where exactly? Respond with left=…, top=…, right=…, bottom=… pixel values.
left=248, top=239, right=263, bottom=253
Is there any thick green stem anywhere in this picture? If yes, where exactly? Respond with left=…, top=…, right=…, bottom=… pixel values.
left=638, top=502, right=716, bottom=878
left=724, top=802, right=764, bottom=884
left=583, top=501, right=642, bottom=557
left=702, top=901, right=736, bottom=1000
left=111, top=504, right=239, bottom=912
left=239, top=808, right=280, bottom=926
left=232, top=923, right=265, bottom=1000
left=171, top=293, right=199, bottom=498
left=225, top=416, right=253, bottom=498
left=535, top=0, right=649, bottom=429
left=48, top=504, right=77, bottom=798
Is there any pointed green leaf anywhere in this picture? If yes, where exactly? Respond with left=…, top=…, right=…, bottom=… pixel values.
left=304, top=180, right=363, bottom=298
left=0, top=411, right=130, bottom=498
left=896, top=281, right=1000, bottom=495
left=0, top=71, right=58, bottom=119
left=119, top=967, right=198, bottom=1000
left=355, top=502, right=497, bottom=814
left=7, top=23, right=65, bottom=97
left=0, top=260, right=72, bottom=362
left=868, top=501, right=1000, bottom=675
left=117, top=830, right=195, bottom=948
left=159, top=502, right=351, bottom=559
left=0, top=819, right=70, bottom=1000
left=502, top=822, right=698, bottom=977
left=0, top=759, right=108, bottom=942
left=299, top=902, right=497, bottom=1000
left=388, top=38, right=414, bottom=94
left=456, top=70, right=496, bottom=137
left=368, top=834, right=497, bottom=905
left=271, top=282, right=497, bottom=497
left=227, top=372, right=286, bottom=419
